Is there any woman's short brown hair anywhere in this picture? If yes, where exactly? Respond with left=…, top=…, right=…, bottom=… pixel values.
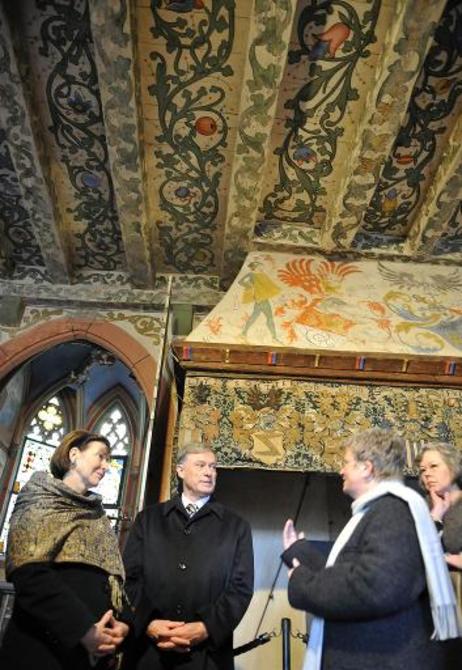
left=50, top=430, right=111, bottom=479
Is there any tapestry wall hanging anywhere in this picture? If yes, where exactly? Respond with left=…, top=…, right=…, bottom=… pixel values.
left=177, top=376, right=462, bottom=473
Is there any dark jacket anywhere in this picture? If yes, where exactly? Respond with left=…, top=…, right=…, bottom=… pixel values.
left=440, top=498, right=462, bottom=670
left=121, top=496, right=254, bottom=670
left=283, top=495, right=446, bottom=670
left=442, top=497, right=462, bottom=554
left=0, top=562, right=124, bottom=670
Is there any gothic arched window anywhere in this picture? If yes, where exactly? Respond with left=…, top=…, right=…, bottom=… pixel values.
left=91, top=400, right=133, bottom=528
left=0, top=394, right=68, bottom=552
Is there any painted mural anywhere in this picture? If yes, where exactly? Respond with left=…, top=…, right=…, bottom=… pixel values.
left=178, top=376, right=462, bottom=472
left=0, top=129, right=42, bottom=268
left=42, top=0, right=124, bottom=269
left=0, top=305, right=166, bottom=349
left=143, top=0, right=240, bottom=273
left=259, top=0, right=381, bottom=230
left=188, top=251, right=462, bottom=356
left=221, top=0, right=296, bottom=285
left=19, top=0, right=125, bottom=271
left=2, top=0, right=462, bottom=321
left=359, top=0, right=462, bottom=249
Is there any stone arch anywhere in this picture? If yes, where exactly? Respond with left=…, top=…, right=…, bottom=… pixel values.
left=0, top=317, right=156, bottom=407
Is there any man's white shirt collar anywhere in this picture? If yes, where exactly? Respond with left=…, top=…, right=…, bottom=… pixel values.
left=181, top=493, right=210, bottom=510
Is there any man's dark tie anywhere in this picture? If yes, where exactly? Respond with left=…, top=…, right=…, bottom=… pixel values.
left=185, top=503, right=198, bottom=517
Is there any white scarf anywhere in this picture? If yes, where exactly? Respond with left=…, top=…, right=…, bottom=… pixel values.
left=303, top=480, right=462, bottom=670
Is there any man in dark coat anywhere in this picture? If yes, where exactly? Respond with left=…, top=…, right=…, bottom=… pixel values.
left=121, top=444, right=254, bottom=670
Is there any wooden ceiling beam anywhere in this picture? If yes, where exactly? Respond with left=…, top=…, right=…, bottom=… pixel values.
left=88, top=0, right=155, bottom=288
left=319, top=0, right=446, bottom=252
left=219, top=0, right=297, bottom=288
left=0, top=7, right=71, bottom=283
left=403, top=114, right=462, bottom=257
left=0, top=271, right=222, bottom=308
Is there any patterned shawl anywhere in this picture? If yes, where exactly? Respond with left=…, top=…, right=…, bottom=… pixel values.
left=6, top=471, right=125, bottom=610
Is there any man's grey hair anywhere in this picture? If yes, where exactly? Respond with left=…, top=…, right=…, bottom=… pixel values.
left=346, top=428, right=405, bottom=480
left=176, top=443, right=215, bottom=465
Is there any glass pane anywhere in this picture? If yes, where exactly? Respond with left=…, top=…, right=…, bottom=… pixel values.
left=96, top=403, right=131, bottom=456
left=0, top=439, right=57, bottom=554
left=26, top=396, right=66, bottom=446
left=90, top=456, right=126, bottom=506
left=92, top=402, right=131, bottom=532
left=16, top=438, right=56, bottom=488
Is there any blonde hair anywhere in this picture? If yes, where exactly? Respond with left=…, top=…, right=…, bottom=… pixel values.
left=416, top=442, right=462, bottom=490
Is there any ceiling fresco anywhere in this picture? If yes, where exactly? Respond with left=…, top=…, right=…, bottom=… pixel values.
left=0, top=0, right=462, bottom=306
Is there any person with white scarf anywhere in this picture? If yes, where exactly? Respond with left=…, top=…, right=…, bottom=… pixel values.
left=282, top=428, right=461, bottom=670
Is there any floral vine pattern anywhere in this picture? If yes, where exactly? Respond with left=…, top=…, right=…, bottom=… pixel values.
left=38, top=0, right=124, bottom=270
left=259, top=0, right=380, bottom=227
left=359, top=0, right=462, bottom=245
left=221, top=0, right=294, bottom=284
left=0, top=128, right=42, bottom=268
left=148, top=0, right=234, bottom=272
left=105, top=312, right=165, bottom=344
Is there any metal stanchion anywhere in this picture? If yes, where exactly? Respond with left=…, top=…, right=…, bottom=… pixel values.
left=282, top=617, right=291, bottom=670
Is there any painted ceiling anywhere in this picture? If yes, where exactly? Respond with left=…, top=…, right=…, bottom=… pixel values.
left=1, top=0, right=462, bottom=308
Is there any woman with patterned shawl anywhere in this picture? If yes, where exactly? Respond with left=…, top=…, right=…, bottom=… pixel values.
left=0, top=430, right=130, bottom=670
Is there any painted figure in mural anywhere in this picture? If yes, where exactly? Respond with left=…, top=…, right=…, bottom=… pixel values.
left=121, top=443, right=254, bottom=670
left=282, top=428, right=460, bottom=670
left=418, top=442, right=462, bottom=668
left=0, top=430, right=130, bottom=670
left=238, top=260, right=281, bottom=341
left=277, top=258, right=361, bottom=342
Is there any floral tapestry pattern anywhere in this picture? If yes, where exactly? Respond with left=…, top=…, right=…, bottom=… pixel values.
left=178, top=376, right=462, bottom=473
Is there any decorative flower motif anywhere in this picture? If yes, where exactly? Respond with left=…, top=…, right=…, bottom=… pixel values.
left=195, top=116, right=217, bottom=136
left=316, top=23, right=351, bottom=57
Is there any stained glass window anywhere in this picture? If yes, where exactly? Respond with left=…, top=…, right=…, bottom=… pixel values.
left=97, top=405, right=130, bottom=456
left=91, top=402, right=132, bottom=529
left=26, top=396, right=65, bottom=446
left=0, top=396, right=67, bottom=553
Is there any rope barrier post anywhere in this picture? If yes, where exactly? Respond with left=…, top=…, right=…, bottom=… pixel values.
left=282, top=618, right=291, bottom=670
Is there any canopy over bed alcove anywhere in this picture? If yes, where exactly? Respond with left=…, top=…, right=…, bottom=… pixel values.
left=172, top=251, right=462, bottom=478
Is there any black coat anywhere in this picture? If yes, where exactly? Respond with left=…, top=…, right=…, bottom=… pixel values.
left=283, top=495, right=447, bottom=670
left=121, top=496, right=254, bottom=670
left=0, top=562, right=124, bottom=670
